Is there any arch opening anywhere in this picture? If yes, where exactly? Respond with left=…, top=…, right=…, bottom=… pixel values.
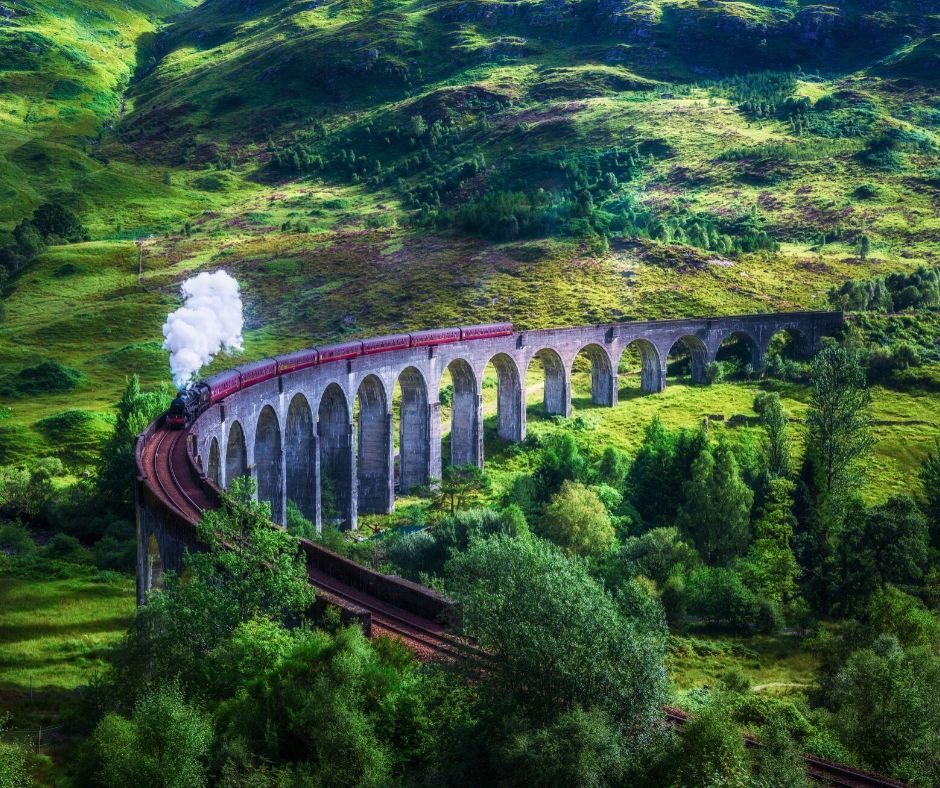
left=666, top=335, right=709, bottom=385
left=441, top=359, right=480, bottom=469
left=618, top=339, right=662, bottom=396
left=571, top=343, right=615, bottom=408
left=318, top=383, right=353, bottom=528
left=356, top=375, right=392, bottom=514
left=224, top=421, right=248, bottom=489
left=715, top=331, right=761, bottom=379
left=146, top=533, right=163, bottom=593
left=482, top=353, right=524, bottom=459
left=397, top=367, right=430, bottom=494
left=764, top=327, right=811, bottom=381
left=286, top=394, right=318, bottom=528
left=207, top=438, right=221, bottom=486
left=528, top=348, right=569, bottom=418
left=255, top=405, right=284, bottom=525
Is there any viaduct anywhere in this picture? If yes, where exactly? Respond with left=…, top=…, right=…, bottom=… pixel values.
left=136, top=310, right=842, bottom=606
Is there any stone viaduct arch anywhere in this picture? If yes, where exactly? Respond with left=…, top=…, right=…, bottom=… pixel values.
left=225, top=421, right=247, bottom=489
left=398, top=367, right=431, bottom=494
left=255, top=405, right=284, bottom=524
left=286, top=394, right=318, bottom=528
left=184, top=312, right=841, bottom=539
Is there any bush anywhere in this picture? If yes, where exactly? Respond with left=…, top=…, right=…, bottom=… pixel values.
left=540, top=481, right=615, bottom=557
left=91, top=684, right=213, bottom=788
left=686, top=567, right=759, bottom=629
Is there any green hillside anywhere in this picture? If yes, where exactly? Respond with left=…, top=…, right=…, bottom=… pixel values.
left=1, top=0, right=939, bottom=463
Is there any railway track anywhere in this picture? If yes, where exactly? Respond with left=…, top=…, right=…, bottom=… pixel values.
left=140, top=420, right=907, bottom=787
left=664, top=708, right=907, bottom=787
left=139, top=421, right=462, bottom=659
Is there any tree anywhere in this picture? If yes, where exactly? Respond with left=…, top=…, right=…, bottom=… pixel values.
left=678, top=441, right=753, bottom=566
left=30, top=202, right=89, bottom=243
left=739, top=477, right=799, bottom=605
left=670, top=697, right=749, bottom=788
left=92, top=684, right=213, bottom=788
left=428, top=465, right=491, bottom=516
left=921, top=437, right=940, bottom=550
left=754, top=392, right=792, bottom=477
left=446, top=535, right=667, bottom=727
left=111, top=478, right=313, bottom=698
left=828, top=635, right=940, bottom=779
left=862, top=496, right=930, bottom=588
left=753, top=713, right=811, bottom=788
left=213, top=625, right=430, bottom=786
left=618, top=527, right=698, bottom=587
left=540, top=480, right=615, bottom=557
left=96, top=375, right=172, bottom=517
left=804, top=345, right=872, bottom=526
left=533, top=432, right=585, bottom=501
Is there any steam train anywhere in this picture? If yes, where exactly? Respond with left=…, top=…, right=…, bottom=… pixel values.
left=167, top=322, right=513, bottom=429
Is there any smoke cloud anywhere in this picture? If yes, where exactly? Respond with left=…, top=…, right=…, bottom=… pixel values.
left=163, top=270, right=244, bottom=388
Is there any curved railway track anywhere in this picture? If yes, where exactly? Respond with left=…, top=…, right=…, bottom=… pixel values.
left=139, top=420, right=461, bottom=659
left=139, top=419, right=907, bottom=786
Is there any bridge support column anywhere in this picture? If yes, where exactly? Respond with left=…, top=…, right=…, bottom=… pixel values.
left=592, top=367, right=617, bottom=407
left=347, top=426, right=358, bottom=530
left=428, top=400, right=442, bottom=483
left=645, top=361, right=666, bottom=394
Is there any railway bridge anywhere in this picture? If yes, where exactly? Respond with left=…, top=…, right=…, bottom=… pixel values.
left=137, top=309, right=841, bottom=607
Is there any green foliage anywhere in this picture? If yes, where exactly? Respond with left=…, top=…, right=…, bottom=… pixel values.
left=920, top=437, right=940, bottom=550
left=829, top=266, right=940, bottom=312
left=285, top=499, right=317, bottom=540
left=754, top=392, right=792, bottom=477
left=0, top=713, right=32, bottom=788
left=91, top=684, right=213, bottom=788
left=618, top=527, right=698, bottom=587
left=446, top=535, right=667, bottom=726
left=96, top=375, right=172, bottom=517
left=110, top=477, right=313, bottom=699
left=539, top=480, right=614, bottom=557
left=0, top=458, right=62, bottom=521
left=0, top=360, right=84, bottom=397
left=827, top=635, right=940, bottom=782
left=426, top=464, right=491, bottom=516
left=686, top=566, right=762, bottom=631
left=670, top=697, right=749, bottom=788
left=739, top=477, right=799, bottom=606
left=678, top=440, right=754, bottom=566
left=533, top=431, right=586, bottom=501
left=214, top=625, right=429, bottom=785
left=753, top=712, right=812, bottom=788
left=804, top=345, right=873, bottom=529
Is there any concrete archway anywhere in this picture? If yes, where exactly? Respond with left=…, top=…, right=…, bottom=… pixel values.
left=487, top=353, right=524, bottom=443
left=207, top=437, right=221, bottom=486
left=398, top=367, right=430, bottom=494
left=357, top=375, right=392, bottom=514
left=666, top=335, right=709, bottom=384
left=619, top=339, right=662, bottom=394
left=529, top=348, right=569, bottom=417
left=286, top=394, right=318, bottom=528
left=225, top=421, right=248, bottom=489
left=255, top=405, right=284, bottom=524
left=444, top=359, right=481, bottom=467
left=572, top=343, right=615, bottom=407
left=146, top=533, right=163, bottom=593
left=319, top=383, right=354, bottom=528
left=766, top=326, right=811, bottom=359
left=715, top=330, right=761, bottom=373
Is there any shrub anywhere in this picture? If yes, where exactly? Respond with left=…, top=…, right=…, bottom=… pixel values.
left=540, top=481, right=615, bottom=557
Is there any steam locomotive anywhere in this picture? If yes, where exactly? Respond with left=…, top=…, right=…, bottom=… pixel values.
left=166, top=322, right=513, bottom=429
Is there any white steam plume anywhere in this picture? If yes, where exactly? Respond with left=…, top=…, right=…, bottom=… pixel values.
left=162, top=270, right=244, bottom=388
